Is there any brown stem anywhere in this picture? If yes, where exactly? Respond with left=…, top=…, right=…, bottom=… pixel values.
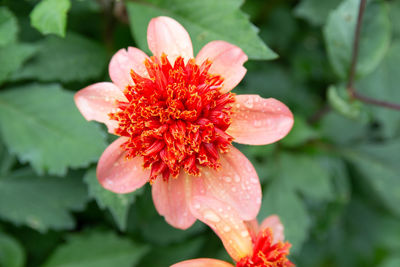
left=347, top=0, right=400, bottom=111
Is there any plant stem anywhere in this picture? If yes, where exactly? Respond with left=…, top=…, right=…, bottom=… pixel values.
left=347, top=0, right=400, bottom=111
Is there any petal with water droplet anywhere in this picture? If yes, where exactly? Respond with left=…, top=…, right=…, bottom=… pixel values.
left=189, top=196, right=252, bottom=262
left=196, top=41, right=247, bottom=93
left=74, top=82, right=126, bottom=133
left=228, top=95, right=294, bottom=145
left=152, top=172, right=196, bottom=229
left=147, top=16, right=193, bottom=63
left=198, top=146, right=261, bottom=221
left=109, top=47, right=150, bottom=89
left=97, top=137, right=149, bottom=193
left=171, top=258, right=234, bottom=267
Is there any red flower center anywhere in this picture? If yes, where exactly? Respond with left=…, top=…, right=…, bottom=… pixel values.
left=236, top=228, right=294, bottom=267
left=109, top=54, right=235, bottom=182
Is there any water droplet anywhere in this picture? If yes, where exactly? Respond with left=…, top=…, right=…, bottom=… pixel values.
left=223, top=225, right=231, bottom=232
left=243, top=98, right=254, bottom=108
left=253, top=120, right=262, bottom=127
left=231, top=187, right=237, bottom=192
left=234, top=175, right=240, bottom=183
left=241, top=230, right=249, bottom=237
left=223, top=176, right=232, bottom=183
left=194, top=203, right=201, bottom=209
left=203, top=210, right=221, bottom=223
left=250, top=177, right=258, bottom=184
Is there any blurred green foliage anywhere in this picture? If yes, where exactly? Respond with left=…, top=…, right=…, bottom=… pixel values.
left=0, top=0, right=399, bottom=266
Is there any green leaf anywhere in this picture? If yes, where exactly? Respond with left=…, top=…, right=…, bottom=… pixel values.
left=139, top=237, right=204, bottom=267
left=356, top=41, right=400, bottom=138
left=345, top=139, right=400, bottom=217
left=0, top=169, right=87, bottom=232
left=280, top=152, right=334, bottom=201
left=320, top=111, right=368, bottom=144
left=294, top=0, right=342, bottom=26
left=380, top=257, right=400, bottom=267
left=30, top=0, right=71, bottom=37
left=43, top=231, right=149, bottom=267
left=140, top=219, right=205, bottom=246
left=240, top=64, right=318, bottom=114
left=0, top=43, right=37, bottom=85
left=327, top=85, right=363, bottom=120
left=0, top=142, right=15, bottom=176
left=0, top=84, right=107, bottom=175
left=324, top=0, right=391, bottom=79
left=259, top=176, right=311, bottom=254
left=390, top=0, right=400, bottom=40
left=280, top=115, right=319, bottom=147
left=12, top=32, right=107, bottom=82
left=317, top=156, right=351, bottom=203
left=84, top=168, right=143, bottom=231
left=259, top=152, right=335, bottom=253
left=0, top=7, right=18, bottom=46
left=0, top=232, right=25, bottom=267
left=126, top=0, right=276, bottom=60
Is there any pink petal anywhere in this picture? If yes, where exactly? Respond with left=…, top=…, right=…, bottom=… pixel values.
left=260, top=215, right=285, bottom=244
left=147, top=16, right=193, bottom=63
left=228, top=95, right=294, bottom=145
left=74, top=82, right=126, bottom=133
left=190, top=196, right=253, bottom=262
left=172, top=258, right=234, bottom=267
left=97, top=137, right=150, bottom=193
left=196, top=41, right=248, bottom=93
left=151, top=172, right=196, bottom=229
left=198, top=146, right=261, bottom=221
left=244, top=219, right=260, bottom=242
left=108, top=47, right=149, bottom=89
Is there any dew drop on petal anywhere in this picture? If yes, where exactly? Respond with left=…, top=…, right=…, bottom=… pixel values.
left=223, top=225, right=231, bottom=232
left=243, top=98, right=254, bottom=108
left=253, top=120, right=262, bottom=127
left=241, top=230, right=249, bottom=237
left=203, top=210, right=221, bottom=223
left=250, top=177, right=258, bottom=184
left=223, top=176, right=232, bottom=183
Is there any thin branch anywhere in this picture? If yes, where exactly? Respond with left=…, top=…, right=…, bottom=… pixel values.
left=347, top=0, right=400, bottom=111
left=346, top=0, right=366, bottom=91
left=352, top=90, right=400, bottom=110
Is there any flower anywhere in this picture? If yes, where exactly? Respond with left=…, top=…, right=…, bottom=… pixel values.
left=172, top=196, right=293, bottom=267
left=74, top=16, right=293, bottom=229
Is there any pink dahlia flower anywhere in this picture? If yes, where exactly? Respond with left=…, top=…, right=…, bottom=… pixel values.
left=74, top=16, right=293, bottom=229
left=173, top=197, right=293, bottom=266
